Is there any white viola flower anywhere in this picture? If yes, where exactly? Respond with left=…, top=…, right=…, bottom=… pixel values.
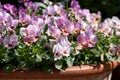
left=53, top=36, right=71, bottom=60
left=91, top=11, right=101, bottom=30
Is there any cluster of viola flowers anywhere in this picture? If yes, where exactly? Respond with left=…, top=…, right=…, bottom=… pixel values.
left=0, top=0, right=120, bottom=71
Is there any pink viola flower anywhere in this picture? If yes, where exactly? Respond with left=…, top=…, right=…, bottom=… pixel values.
left=81, top=9, right=92, bottom=23
left=86, top=30, right=98, bottom=48
left=24, top=1, right=39, bottom=11
left=99, top=18, right=114, bottom=37
left=55, top=17, right=74, bottom=35
left=70, top=0, right=80, bottom=13
left=31, top=16, right=45, bottom=29
left=46, top=24, right=61, bottom=39
left=3, top=4, right=17, bottom=16
left=20, top=24, right=41, bottom=46
left=54, top=4, right=67, bottom=17
left=80, top=20, right=90, bottom=34
left=19, top=12, right=31, bottom=26
left=53, top=36, right=71, bottom=60
left=91, top=11, right=101, bottom=30
left=2, top=11, right=12, bottom=27
left=9, top=19, right=18, bottom=30
left=77, top=34, right=88, bottom=50
left=71, top=21, right=81, bottom=34
left=3, top=34, right=18, bottom=49
left=43, top=5, right=55, bottom=17
left=43, top=6, right=55, bottom=24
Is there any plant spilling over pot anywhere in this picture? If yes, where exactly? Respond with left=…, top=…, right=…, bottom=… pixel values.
left=0, top=0, right=120, bottom=73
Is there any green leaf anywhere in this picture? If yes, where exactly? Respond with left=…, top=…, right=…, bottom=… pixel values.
left=3, top=64, right=14, bottom=72
left=35, top=54, right=42, bottom=62
left=55, top=60, right=63, bottom=70
left=42, top=65, right=53, bottom=74
left=66, top=57, right=74, bottom=67
left=42, top=25, right=48, bottom=35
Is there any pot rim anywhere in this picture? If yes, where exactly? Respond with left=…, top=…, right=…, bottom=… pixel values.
left=0, top=60, right=119, bottom=79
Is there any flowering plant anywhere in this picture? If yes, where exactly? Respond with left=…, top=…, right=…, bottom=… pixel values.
left=0, top=0, right=120, bottom=73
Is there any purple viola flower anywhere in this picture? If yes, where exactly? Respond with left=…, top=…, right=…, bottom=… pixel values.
left=3, top=34, right=18, bottom=49
left=46, top=24, right=61, bottom=39
left=3, top=4, right=17, bottom=16
left=53, top=36, right=71, bottom=60
left=23, top=36, right=34, bottom=46
left=54, top=4, right=67, bottom=17
left=71, top=21, right=81, bottom=34
left=86, top=30, right=98, bottom=48
left=82, top=9, right=92, bottom=23
left=2, top=11, right=12, bottom=27
left=19, top=12, right=31, bottom=26
left=99, top=18, right=114, bottom=37
left=8, top=28, right=16, bottom=35
left=18, top=6, right=27, bottom=13
left=55, top=17, right=74, bottom=35
left=70, top=0, right=80, bottom=13
left=43, top=6, right=55, bottom=17
left=20, top=24, right=41, bottom=46
left=9, top=19, right=18, bottom=29
left=24, top=1, right=33, bottom=10
left=77, top=34, right=88, bottom=50
left=80, top=20, right=90, bottom=34
left=31, top=16, right=45, bottom=29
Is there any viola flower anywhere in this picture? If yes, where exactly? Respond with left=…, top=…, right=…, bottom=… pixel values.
left=54, top=4, right=67, bottom=17
left=53, top=36, right=71, bottom=60
left=9, top=19, right=18, bottom=30
left=19, top=12, right=31, bottom=26
left=2, top=11, right=12, bottom=27
left=99, top=18, right=114, bottom=37
left=86, top=30, right=98, bottom=48
left=81, top=9, right=92, bottom=23
left=46, top=24, right=61, bottom=39
left=77, top=34, right=88, bottom=50
left=20, top=24, right=41, bottom=46
left=3, top=34, right=18, bottom=49
left=80, top=20, right=90, bottom=34
left=109, top=44, right=117, bottom=56
left=71, top=22, right=81, bottom=34
left=70, top=0, right=80, bottom=13
left=3, top=4, right=17, bottom=16
left=91, top=11, right=101, bottom=30
left=112, top=16, right=120, bottom=36
left=55, top=17, right=74, bottom=35
left=31, top=16, right=45, bottom=29
left=43, top=5, right=55, bottom=17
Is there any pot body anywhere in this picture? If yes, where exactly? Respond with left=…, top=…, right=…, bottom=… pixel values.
left=0, top=61, right=119, bottom=80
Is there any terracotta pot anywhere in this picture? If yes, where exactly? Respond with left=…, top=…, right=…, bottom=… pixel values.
left=0, top=61, right=119, bottom=80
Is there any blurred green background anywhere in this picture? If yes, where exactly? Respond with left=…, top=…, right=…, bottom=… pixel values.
left=0, top=0, right=120, bottom=18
